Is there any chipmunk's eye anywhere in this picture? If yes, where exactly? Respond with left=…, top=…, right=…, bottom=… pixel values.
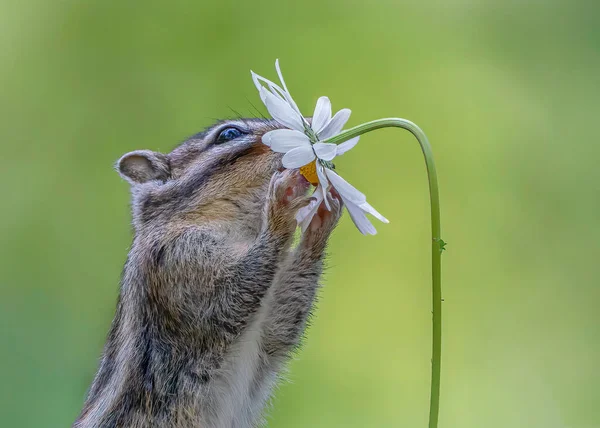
left=215, top=127, right=245, bottom=144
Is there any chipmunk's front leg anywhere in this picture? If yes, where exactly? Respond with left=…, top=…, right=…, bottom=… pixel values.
left=261, top=195, right=343, bottom=358
left=239, top=196, right=342, bottom=424
left=155, top=170, right=309, bottom=346
left=199, top=170, right=310, bottom=337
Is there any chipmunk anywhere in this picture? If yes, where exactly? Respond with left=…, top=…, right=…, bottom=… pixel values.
left=73, top=118, right=343, bottom=428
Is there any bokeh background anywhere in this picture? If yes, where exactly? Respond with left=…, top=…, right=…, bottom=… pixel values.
left=1, top=0, right=599, bottom=427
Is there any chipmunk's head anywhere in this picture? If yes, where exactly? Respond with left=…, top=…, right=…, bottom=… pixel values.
left=116, top=118, right=297, bottom=237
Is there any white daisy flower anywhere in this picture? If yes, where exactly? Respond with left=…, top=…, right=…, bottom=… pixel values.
left=251, top=60, right=389, bottom=235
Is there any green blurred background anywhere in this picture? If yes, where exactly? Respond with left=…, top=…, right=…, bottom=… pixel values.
left=1, top=0, right=599, bottom=427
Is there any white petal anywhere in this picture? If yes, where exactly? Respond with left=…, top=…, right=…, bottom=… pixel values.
left=318, top=108, right=351, bottom=139
left=274, top=59, right=304, bottom=117
left=263, top=129, right=310, bottom=152
left=296, top=189, right=323, bottom=222
left=263, top=90, right=305, bottom=131
left=296, top=189, right=324, bottom=232
left=316, top=164, right=331, bottom=210
left=256, top=85, right=269, bottom=104
left=360, top=201, right=389, bottom=223
left=336, top=136, right=360, bottom=155
left=344, top=198, right=377, bottom=235
left=268, top=84, right=288, bottom=101
left=253, top=61, right=307, bottom=129
left=282, top=146, right=315, bottom=169
left=252, top=71, right=285, bottom=102
left=312, top=97, right=332, bottom=134
left=313, top=142, right=337, bottom=161
left=275, top=59, right=291, bottom=93
left=297, top=200, right=319, bottom=232
left=251, top=71, right=266, bottom=95
left=324, top=168, right=366, bottom=204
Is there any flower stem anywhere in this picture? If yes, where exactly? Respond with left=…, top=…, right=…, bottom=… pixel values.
left=322, top=118, right=443, bottom=428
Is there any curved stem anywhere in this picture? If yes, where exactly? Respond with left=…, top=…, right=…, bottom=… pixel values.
left=322, top=118, right=443, bottom=428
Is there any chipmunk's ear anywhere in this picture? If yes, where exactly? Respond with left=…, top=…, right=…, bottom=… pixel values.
left=116, top=150, right=170, bottom=184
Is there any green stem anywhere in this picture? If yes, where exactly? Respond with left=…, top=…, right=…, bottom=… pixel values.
left=322, top=118, right=443, bottom=428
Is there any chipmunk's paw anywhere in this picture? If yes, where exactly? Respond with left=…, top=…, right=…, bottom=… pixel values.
left=265, top=170, right=311, bottom=237
left=302, top=191, right=343, bottom=255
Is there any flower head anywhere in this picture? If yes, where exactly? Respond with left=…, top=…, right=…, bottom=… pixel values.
left=251, top=60, right=388, bottom=235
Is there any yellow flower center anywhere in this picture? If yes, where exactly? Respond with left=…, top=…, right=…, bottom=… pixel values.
left=299, top=160, right=319, bottom=185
